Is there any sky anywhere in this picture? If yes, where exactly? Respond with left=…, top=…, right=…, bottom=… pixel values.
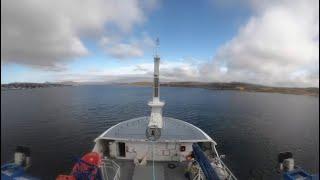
left=1, top=0, right=319, bottom=87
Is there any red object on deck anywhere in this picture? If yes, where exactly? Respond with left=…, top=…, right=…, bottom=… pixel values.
left=80, top=152, right=101, bottom=166
left=56, top=175, right=76, bottom=180
left=71, top=152, right=101, bottom=180
left=56, top=152, right=101, bottom=180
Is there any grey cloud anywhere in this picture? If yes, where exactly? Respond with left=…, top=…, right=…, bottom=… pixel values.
left=1, top=0, right=153, bottom=69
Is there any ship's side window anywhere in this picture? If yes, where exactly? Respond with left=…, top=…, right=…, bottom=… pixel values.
left=180, top=146, right=186, bottom=152
left=118, top=142, right=126, bottom=157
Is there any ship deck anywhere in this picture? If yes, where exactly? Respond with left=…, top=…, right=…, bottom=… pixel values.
left=96, top=116, right=214, bottom=143
left=113, top=159, right=188, bottom=180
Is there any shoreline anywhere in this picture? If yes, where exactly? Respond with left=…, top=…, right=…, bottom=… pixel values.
left=123, top=82, right=319, bottom=97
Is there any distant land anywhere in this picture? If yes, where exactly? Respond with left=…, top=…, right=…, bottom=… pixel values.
left=1, top=81, right=318, bottom=96
left=1, top=82, right=74, bottom=90
left=125, top=82, right=319, bottom=96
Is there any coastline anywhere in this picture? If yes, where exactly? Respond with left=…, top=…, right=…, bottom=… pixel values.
left=1, top=83, right=72, bottom=90
left=123, top=82, right=319, bottom=97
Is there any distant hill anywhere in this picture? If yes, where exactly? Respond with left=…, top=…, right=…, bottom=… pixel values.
left=126, top=81, right=319, bottom=96
left=56, top=81, right=80, bottom=86
left=1, top=82, right=72, bottom=90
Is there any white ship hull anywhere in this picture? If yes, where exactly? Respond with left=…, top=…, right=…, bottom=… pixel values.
left=92, top=117, right=236, bottom=180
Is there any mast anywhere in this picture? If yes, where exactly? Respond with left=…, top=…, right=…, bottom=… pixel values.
left=153, top=38, right=160, bottom=99
left=146, top=38, right=165, bottom=140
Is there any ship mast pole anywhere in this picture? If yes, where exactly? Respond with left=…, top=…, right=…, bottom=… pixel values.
left=146, top=38, right=165, bottom=140
left=153, top=38, right=160, bottom=100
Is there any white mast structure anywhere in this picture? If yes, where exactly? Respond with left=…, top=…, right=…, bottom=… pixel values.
left=146, top=38, right=165, bottom=140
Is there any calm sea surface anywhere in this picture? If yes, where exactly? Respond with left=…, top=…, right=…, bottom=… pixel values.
left=1, top=85, right=319, bottom=179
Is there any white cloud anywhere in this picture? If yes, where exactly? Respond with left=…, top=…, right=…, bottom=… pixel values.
left=106, top=44, right=144, bottom=59
left=52, top=60, right=201, bottom=83
left=1, top=0, right=155, bottom=69
left=202, top=0, right=319, bottom=87
left=100, top=33, right=156, bottom=59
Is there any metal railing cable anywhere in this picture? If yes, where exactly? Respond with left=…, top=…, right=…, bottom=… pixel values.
left=101, top=158, right=120, bottom=180
left=152, top=141, right=156, bottom=180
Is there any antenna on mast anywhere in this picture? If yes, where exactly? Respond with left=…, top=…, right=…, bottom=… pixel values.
left=155, top=38, right=160, bottom=57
